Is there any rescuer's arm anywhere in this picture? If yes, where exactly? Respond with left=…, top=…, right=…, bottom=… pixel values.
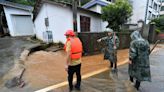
left=65, top=41, right=71, bottom=71
left=97, top=37, right=108, bottom=42
left=129, top=41, right=137, bottom=64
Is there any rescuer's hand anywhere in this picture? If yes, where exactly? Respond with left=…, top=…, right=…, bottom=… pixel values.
left=65, top=65, right=68, bottom=71
left=97, top=39, right=101, bottom=42
left=114, top=46, right=117, bottom=49
left=128, top=60, right=132, bottom=64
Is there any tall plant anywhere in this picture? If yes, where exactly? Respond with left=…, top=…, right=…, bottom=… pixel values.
left=102, top=0, right=132, bottom=32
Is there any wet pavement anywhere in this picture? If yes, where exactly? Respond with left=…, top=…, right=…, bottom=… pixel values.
left=50, top=66, right=137, bottom=92
left=48, top=44, right=164, bottom=92
left=140, top=44, right=164, bottom=92
left=0, top=37, right=37, bottom=78
left=0, top=39, right=163, bottom=92
left=0, top=37, right=39, bottom=92
left=24, top=49, right=128, bottom=90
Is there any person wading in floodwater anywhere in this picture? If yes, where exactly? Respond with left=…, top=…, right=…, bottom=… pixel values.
left=128, top=30, right=151, bottom=90
left=97, top=28, right=119, bottom=72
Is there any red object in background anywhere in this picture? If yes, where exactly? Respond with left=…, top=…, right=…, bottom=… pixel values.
left=157, top=33, right=164, bottom=39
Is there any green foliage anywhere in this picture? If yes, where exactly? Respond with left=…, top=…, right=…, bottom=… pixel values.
left=155, top=29, right=161, bottom=33
left=50, top=0, right=90, bottom=5
left=80, top=0, right=91, bottom=5
left=7, top=0, right=35, bottom=6
left=160, top=15, right=164, bottom=17
left=7, top=0, right=90, bottom=6
left=51, top=0, right=72, bottom=3
left=151, top=16, right=164, bottom=32
left=101, top=0, right=132, bottom=32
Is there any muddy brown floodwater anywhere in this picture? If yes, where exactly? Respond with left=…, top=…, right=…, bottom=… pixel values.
left=24, top=49, right=128, bottom=90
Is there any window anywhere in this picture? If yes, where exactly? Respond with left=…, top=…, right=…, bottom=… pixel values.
left=152, top=14, right=155, bottom=19
left=161, top=6, right=164, bottom=11
left=148, top=11, right=152, bottom=19
left=161, top=0, right=164, bottom=2
left=80, top=16, right=90, bottom=32
left=153, top=3, right=157, bottom=10
left=149, top=0, right=153, bottom=7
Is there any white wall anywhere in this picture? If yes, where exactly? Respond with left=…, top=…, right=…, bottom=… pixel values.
left=89, top=5, right=102, bottom=13
left=34, top=4, right=47, bottom=41
left=47, top=3, right=73, bottom=43
left=101, top=21, right=108, bottom=31
left=34, top=3, right=104, bottom=43
left=160, top=2, right=164, bottom=15
left=35, top=3, right=73, bottom=43
left=77, top=10, right=102, bottom=33
left=3, top=6, right=34, bottom=36
left=160, top=11, right=164, bottom=15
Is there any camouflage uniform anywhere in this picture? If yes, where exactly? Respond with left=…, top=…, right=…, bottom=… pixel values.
left=129, top=31, right=151, bottom=82
left=100, top=33, right=119, bottom=64
left=129, top=31, right=151, bottom=90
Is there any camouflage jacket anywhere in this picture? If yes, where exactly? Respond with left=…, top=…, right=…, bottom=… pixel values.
left=129, top=31, right=151, bottom=82
left=100, top=34, right=119, bottom=62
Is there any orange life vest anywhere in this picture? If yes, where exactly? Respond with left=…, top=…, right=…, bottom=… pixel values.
left=64, top=37, right=82, bottom=59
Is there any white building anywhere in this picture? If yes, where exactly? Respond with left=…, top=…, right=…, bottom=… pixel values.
left=126, top=0, right=162, bottom=24
left=33, top=0, right=107, bottom=43
left=82, top=0, right=113, bottom=32
left=146, top=0, right=161, bottom=23
left=83, top=0, right=162, bottom=24
left=0, top=1, right=34, bottom=36
left=160, top=0, right=164, bottom=16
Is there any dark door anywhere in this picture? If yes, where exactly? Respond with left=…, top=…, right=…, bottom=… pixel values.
left=80, top=15, right=90, bottom=32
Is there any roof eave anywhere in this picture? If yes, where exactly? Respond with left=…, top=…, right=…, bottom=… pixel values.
left=82, top=0, right=109, bottom=9
left=33, top=0, right=101, bottom=21
left=0, top=1, right=33, bottom=11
